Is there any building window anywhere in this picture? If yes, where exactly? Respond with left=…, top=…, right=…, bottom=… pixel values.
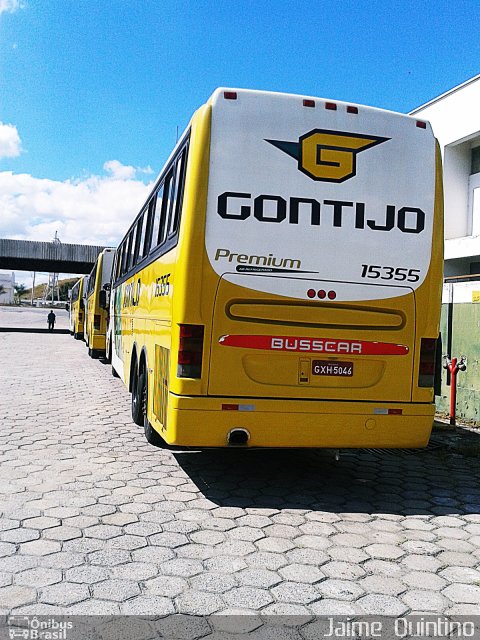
left=472, top=146, right=480, bottom=175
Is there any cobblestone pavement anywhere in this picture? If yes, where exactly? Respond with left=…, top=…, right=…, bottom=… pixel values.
left=1, top=307, right=480, bottom=618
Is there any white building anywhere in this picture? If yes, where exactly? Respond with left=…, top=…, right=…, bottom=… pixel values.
left=0, top=272, right=15, bottom=304
left=411, top=75, right=480, bottom=277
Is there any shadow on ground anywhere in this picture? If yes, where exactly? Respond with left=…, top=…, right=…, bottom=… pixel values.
left=173, top=427, right=480, bottom=517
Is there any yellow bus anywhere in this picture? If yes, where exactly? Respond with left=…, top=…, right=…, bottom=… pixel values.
left=85, top=248, right=115, bottom=358
left=68, top=276, right=87, bottom=340
left=110, top=88, right=443, bottom=449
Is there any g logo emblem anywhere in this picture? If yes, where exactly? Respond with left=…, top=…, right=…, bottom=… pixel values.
left=266, top=129, right=389, bottom=183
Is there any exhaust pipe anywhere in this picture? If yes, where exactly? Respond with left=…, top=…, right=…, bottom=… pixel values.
left=227, top=428, right=250, bottom=447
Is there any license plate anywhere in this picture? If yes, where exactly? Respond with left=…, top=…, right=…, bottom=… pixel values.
left=312, top=361, right=353, bottom=377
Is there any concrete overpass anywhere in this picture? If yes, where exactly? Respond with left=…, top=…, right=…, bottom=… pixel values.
left=0, top=239, right=109, bottom=274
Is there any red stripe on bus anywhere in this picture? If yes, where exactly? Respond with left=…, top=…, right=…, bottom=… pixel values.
left=218, top=335, right=409, bottom=355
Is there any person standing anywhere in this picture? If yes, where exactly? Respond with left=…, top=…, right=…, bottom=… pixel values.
left=47, top=310, right=56, bottom=332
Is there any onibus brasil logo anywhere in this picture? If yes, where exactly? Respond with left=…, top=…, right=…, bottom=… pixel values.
left=266, top=129, right=389, bottom=183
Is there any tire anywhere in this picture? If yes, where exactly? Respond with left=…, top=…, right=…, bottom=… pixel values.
left=142, top=371, right=167, bottom=448
left=88, top=348, right=93, bottom=358
left=131, top=370, right=144, bottom=426
left=74, top=332, right=82, bottom=340
left=111, top=365, right=120, bottom=378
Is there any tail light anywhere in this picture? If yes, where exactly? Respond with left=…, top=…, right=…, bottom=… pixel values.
left=418, top=338, right=437, bottom=387
left=178, top=324, right=204, bottom=378
left=94, top=314, right=101, bottom=330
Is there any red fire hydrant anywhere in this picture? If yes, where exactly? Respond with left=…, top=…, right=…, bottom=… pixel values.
left=443, top=356, right=467, bottom=426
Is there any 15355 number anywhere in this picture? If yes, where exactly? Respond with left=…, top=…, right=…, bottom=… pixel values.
left=361, top=265, right=420, bottom=282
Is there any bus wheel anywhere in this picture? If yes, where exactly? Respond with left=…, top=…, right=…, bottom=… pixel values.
left=142, top=372, right=167, bottom=448
left=131, top=370, right=144, bottom=426
left=111, top=365, right=120, bottom=378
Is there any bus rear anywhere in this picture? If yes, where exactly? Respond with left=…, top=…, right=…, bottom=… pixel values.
left=158, top=89, right=443, bottom=448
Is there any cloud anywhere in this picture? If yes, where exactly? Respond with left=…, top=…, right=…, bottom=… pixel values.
left=0, top=161, right=154, bottom=247
left=0, top=122, right=22, bottom=159
left=0, top=0, right=23, bottom=15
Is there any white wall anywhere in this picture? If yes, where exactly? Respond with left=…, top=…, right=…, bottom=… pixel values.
left=412, top=76, right=480, bottom=266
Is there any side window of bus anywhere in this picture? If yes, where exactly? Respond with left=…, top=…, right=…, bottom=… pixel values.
left=127, top=230, right=136, bottom=272
left=141, top=198, right=155, bottom=258
left=123, top=234, right=132, bottom=274
left=132, top=216, right=143, bottom=267
left=115, top=245, right=124, bottom=280
left=160, top=170, right=174, bottom=246
left=150, top=184, right=165, bottom=252
left=137, top=206, right=149, bottom=261
left=168, top=147, right=188, bottom=238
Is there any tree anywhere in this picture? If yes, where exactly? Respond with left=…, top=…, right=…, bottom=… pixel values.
left=14, top=284, right=27, bottom=304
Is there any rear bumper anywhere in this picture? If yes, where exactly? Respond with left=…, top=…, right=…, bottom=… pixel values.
left=90, top=332, right=106, bottom=351
left=156, top=395, right=435, bottom=448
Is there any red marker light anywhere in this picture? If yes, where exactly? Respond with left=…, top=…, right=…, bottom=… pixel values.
left=325, top=102, right=337, bottom=110
left=224, top=91, right=237, bottom=100
left=307, top=289, right=316, bottom=298
left=303, top=99, right=315, bottom=108
left=347, top=105, right=358, bottom=114
left=317, top=290, right=326, bottom=299
left=416, top=120, right=427, bottom=129
left=328, top=290, right=337, bottom=300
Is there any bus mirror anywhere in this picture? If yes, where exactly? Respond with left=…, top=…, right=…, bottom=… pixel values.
left=103, top=283, right=111, bottom=292
left=99, top=290, right=107, bottom=309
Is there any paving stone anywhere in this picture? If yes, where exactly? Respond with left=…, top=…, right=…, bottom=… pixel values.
left=66, top=565, right=111, bottom=583
left=19, top=539, right=61, bottom=556
left=358, top=575, right=406, bottom=596
left=316, top=579, right=364, bottom=601
left=321, top=561, right=365, bottom=580
left=245, top=551, right=289, bottom=570
left=37, top=551, right=85, bottom=570
left=111, top=562, right=158, bottom=581
left=271, top=581, right=320, bottom=604
left=442, top=583, right=480, bottom=604
left=175, top=589, right=225, bottom=615
left=205, top=556, right=248, bottom=573
left=440, top=566, right=480, bottom=583
left=144, top=575, right=189, bottom=597
left=231, top=526, right=265, bottom=542
left=102, top=512, right=138, bottom=526
left=437, top=551, right=478, bottom=567
left=120, top=595, right=175, bottom=615
left=309, top=599, right=357, bottom=615
left=401, top=571, right=447, bottom=590
left=279, top=563, right=325, bottom=584
left=15, top=567, right=62, bottom=587
left=0, top=541, right=17, bottom=557
left=158, top=558, right=204, bottom=577
left=0, top=585, right=37, bottom=608
left=223, top=586, right=273, bottom=609
left=236, top=568, right=281, bottom=588
left=89, top=548, right=132, bottom=566
left=131, top=546, right=175, bottom=564
left=84, top=524, right=123, bottom=540
left=1, top=528, right=40, bottom=544
left=155, top=613, right=211, bottom=639
left=190, top=572, right=237, bottom=593
left=356, top=593, right=408, bottom=615
left=255, top=537, right=295, bottom=553
left=92, top=578, right=141, bottom=601
left=23, top=516, right=60, bottom=530
left=190, top=530, right=226, bottom=546
left=65, top=600, right=121, bottom=615
left=401, top=589, right=450, bottom=611
left=40, top=582, right=90, bottom=606
left=43, top=525, right=82, bottom=541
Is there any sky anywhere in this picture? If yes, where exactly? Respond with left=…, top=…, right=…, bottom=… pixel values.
left=1, top=0, right=480, bottom=287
